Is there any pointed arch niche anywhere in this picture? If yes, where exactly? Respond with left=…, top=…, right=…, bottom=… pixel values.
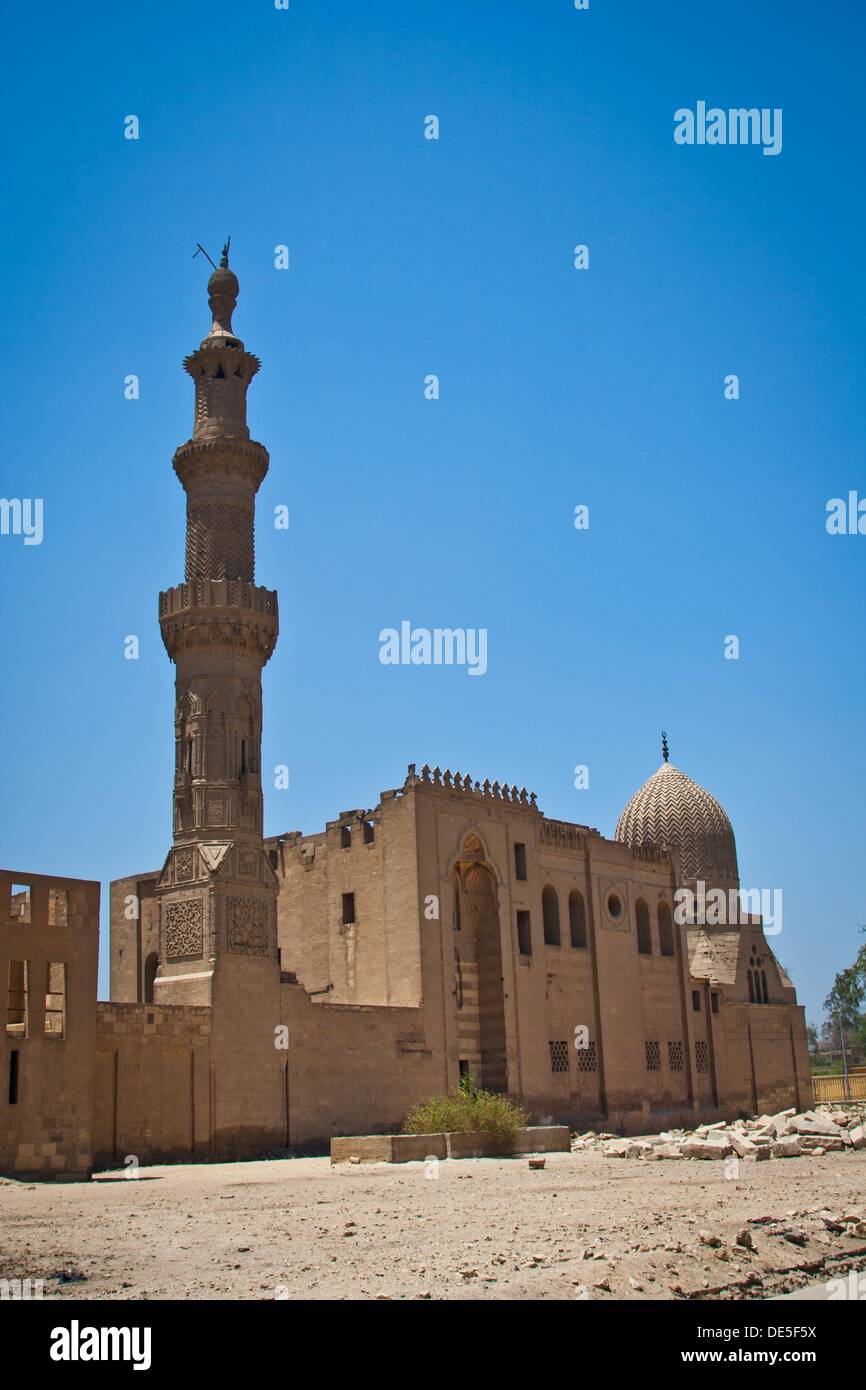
left=451, top=834, right=508, bottom=1092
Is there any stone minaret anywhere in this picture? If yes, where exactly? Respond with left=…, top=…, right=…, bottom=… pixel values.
left=155, top=246, right=280, bottom=1019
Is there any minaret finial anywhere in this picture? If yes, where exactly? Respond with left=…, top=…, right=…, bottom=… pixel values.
left=203, top=244, right=239, bottom=342
left=661, top=730, right=669, bottom=763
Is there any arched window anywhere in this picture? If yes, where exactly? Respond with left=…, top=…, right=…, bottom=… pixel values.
left=635, top=899, right=652, bottom=954
left=658, top=901, right=674, bottom=956
left=761, top=970, right=769, bottom=1003
left=747, top=969, right=755, bottom=1003
left=143, top=953, right=158, bottom=1005
left=568, top=890, right=587, bottom=948
left=542, top=886, right=560, bottom=946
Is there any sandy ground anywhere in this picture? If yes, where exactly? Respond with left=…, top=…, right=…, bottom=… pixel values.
left=2, top=1148, right=865, bottom=1301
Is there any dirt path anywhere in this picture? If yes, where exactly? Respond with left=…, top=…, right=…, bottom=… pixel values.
left=2, top=1149, right=864, bottom=1301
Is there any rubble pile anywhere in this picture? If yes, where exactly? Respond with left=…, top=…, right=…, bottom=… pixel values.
left=570, top=1103, right=866, bottom=1162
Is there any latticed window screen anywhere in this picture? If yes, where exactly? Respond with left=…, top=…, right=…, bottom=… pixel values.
left=695, top=1040, right=710, bottom=1074
left=645, top=1040, right=661, bottom=1072
left=575, top=1040, right=597, bottom=1073
left=668, top=1040, right=684, bottom=1072
left=549, top=1040, right=569, bottom=1074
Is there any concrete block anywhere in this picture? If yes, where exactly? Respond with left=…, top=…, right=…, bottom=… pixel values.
left=513, top=1126, right=571, bottom=1154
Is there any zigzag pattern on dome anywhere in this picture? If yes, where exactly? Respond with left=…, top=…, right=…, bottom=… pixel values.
left=614, top=761, right=739, bottom=888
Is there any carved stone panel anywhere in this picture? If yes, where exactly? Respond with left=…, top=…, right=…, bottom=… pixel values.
left=174, top=847, right=196, bottom=882
left=164, top=898, right=204, bottom=960
left=226, top=896, right=270, bottom=956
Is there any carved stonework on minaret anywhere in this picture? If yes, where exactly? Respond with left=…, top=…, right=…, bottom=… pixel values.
left=155, top=248, right=280, bottom=992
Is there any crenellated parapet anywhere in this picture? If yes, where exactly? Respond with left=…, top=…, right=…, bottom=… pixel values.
left=405, top=761, right=539, bottom=808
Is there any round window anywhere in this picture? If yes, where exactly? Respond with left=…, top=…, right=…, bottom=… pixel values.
left=607, top=893, right=622, bottom=919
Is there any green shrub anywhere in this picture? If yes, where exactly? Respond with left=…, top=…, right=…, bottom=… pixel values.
left=402, top=1084, right=528, bottom=1148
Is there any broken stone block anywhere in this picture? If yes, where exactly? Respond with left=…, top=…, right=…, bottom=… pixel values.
left=786, top=1116, right=843, bottom=1138
left=771, top=1137, right=802, bottom=1158
left=849, top=1125, right=866, bottom=1150
left=729, top=1132, right=758, bottom=1158
left=800, top=1135, right=843, bottom=1152
left=682, top=1137, right=733, bottom=1160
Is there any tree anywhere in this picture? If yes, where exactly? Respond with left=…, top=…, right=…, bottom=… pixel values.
left=823, top=926, right=866, bottom=1056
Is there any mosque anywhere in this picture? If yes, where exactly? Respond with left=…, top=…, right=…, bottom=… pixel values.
left=0, top=255, right=809, bottom=1177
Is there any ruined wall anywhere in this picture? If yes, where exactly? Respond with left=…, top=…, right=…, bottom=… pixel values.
left=109, top=871, right=161, bottom=1003
left=270, top=784, right=422, bottom=1007
left=0, top=870, right=99, bottom=1180
left=93, top=1002, right=211, bottom=1168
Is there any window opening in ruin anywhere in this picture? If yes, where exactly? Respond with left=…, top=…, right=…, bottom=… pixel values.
left=6, top=961, right=28, bottom=1035
left=44, top=962, right=66, bottom=1037
left=10, top=885, right=30, bottom=923
left=8, top=1051, right=19, bottom=1104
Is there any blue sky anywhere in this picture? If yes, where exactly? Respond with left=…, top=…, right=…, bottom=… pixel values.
left=2, top=0, right=864, bottom=1018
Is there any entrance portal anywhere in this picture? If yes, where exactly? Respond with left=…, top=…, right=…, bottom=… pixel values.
left=452, top=838, right=508, bottom=1092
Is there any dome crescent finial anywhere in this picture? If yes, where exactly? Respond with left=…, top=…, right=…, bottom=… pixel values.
left=661, top=730, right=669, bottom=762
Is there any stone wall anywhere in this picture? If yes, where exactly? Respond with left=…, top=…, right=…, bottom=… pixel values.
left=93, top=1001, right=211, bottom=1167
left=109, top=870, right=160, bottom=1003
left=279, top=981, right=441, bottom=1148
left=269, top=785, right=422, bottom=1007
left=0, top=869, right=99, bottom=1179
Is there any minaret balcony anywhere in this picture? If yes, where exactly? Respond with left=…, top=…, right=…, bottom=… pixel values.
left=159, top=580, right=278, bottom=665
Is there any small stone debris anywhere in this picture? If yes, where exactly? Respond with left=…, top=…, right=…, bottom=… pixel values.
left=780, top=1229, right=807, bottom=1247
left=735, top=1228, right=756, bottom=1250
left=528, top=1157, right=546, bottom=1170
left=571, top=1102, right=866, bottom=1164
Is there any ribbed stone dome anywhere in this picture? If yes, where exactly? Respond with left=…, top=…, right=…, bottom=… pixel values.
left=615, top=761, right=739, bottom=888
